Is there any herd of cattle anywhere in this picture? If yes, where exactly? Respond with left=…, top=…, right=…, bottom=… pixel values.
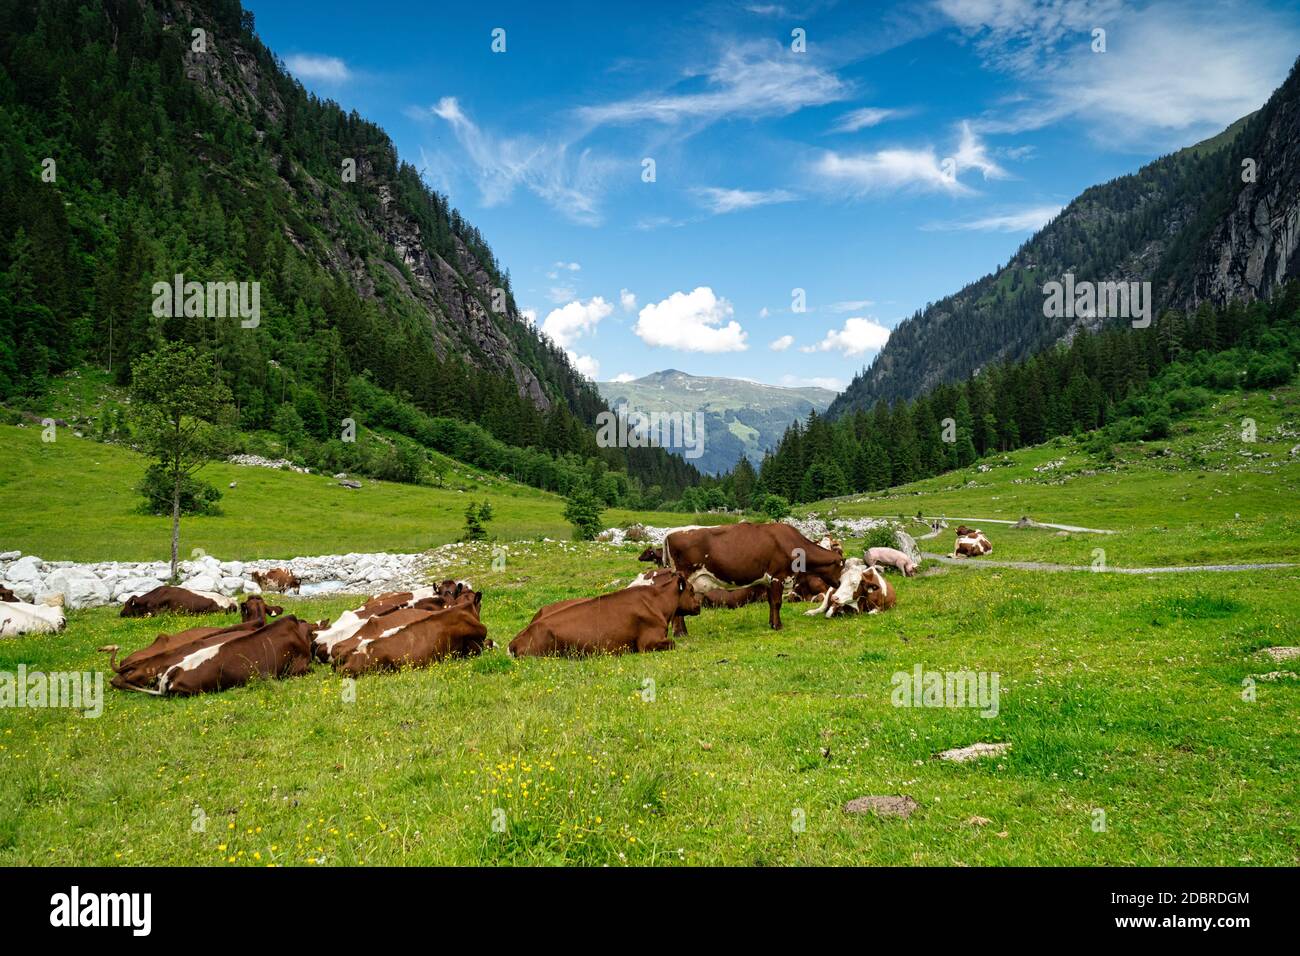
left=0, top=521, right=995, bottom=696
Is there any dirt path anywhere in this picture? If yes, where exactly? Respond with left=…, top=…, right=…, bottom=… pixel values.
left=919, top=516, right=1116, bottom=534
left=920, top=553, right=1296, bottom=574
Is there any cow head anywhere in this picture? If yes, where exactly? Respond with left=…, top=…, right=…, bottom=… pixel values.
left=637, top=546, right=664, bottom=566
left=119, top=595, right=150, bottom=618
left=674, top=573, right=702, bottom=618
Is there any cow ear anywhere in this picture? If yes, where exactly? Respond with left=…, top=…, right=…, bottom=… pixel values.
left=678, top=577, right=685, bottom=593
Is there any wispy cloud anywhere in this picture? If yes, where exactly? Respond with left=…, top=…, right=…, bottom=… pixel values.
left=811, top=121, right=1005, bottom=196
left=941, top=0, right=1300, bottom=146
left=285, top=54, right=351, bottom=83
left=828, top=298, right=875, bottom=313
left=423, top=97, right=617, bottom=225
left=576, top=40, right=851, bottom=127
left=769, top=334, right=795, bottom=351
left=693, top=186, right=799, bottom=214
left=832, top=106, right=907, bottom=133
left=922, top=203, right=1062, bottom=232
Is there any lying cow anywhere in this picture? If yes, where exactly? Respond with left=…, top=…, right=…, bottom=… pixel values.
left=120, top=586, right=237, bottom=618
left=101, top=619, right=258, bottom=690
left=153, top=616, right=315, bottom=696
left=510, top=571, right=700, bottom=657
left=701, top=582, right=769, bottom=609
left=952, top=526, right=993, bottom=558
left=805, top=560, right=896, bottom=617
left=252, top=568, right=301, bottom=593
left=665, top=522, right=843, bottom=632
left=310, top=584, right=476, bottom=662
left=637, top=547, right=665, bottom=567
left=1, top=599, right=66, bottom=637
left=333, top=599, right=489, bottom=676
left=867, top=546, right=917, bottom=577
left=0, top=586, right=18, bottom=603
left=239, top=595, right=284, bottom=625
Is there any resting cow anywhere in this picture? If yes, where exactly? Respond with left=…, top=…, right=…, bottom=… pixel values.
left=867, top=547, right=917, bottom=577
left=700, top=583, right=769, bottom=609
left=1, top=600, right=66, bottom=637
left=252, top=568, right=301, bottom=593
left=119, top=586, right=237, bottom=618
left=100, top=619, right=258, bottom=690
left=805, top=560, right=896, bottom=617
left=637, top=547, right=665, bottom=567
left=0, top=586, right=18, bottom=603
left=665, top=522, right=843, bottom=632
left=952, top=526, right=993, bottom=557
left=310, top=584, right=475, bottom=662
left=333, top=599, right=489, bottom=676
left=510, top=571, right=700, bottom=657
left=239, top=595, right=284, bottom=625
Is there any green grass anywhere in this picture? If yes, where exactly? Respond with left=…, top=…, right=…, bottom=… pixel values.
left=2, top=385, right=1298, bottom=865
left=0, top=422, right=714, bottom=561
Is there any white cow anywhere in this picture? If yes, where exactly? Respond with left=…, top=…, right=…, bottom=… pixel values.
left=1, top=600, right=67, bottom=637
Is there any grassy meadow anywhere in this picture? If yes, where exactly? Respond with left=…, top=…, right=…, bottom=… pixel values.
left=1, top=385, right=1298, bottom=865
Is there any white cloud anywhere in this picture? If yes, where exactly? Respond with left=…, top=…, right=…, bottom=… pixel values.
left=520, top=308, right=538, bottom=327
left=923, top=204, right=1062, bottom=232
left=568, top=352, right=600, bottom=380
left=832, top=106, right=905, bottom=133
left=769, top=334, right=795, bottom=351
left=541, top=297, right=613, bottom=349
left=547, top=261, right=581, bottom=278
left=694, top=186, right=799, bottom=214
left=619, top=289, right=638, bottom=312
left=941, top=0, right=1300, bottom=146
left=577, top=41, right=851, bottom=127
left=800, top=316, right=891, bottom=356
left=759, top=306, right=770, bottom=318
left=811, top=122, right=1004, bottom=196
left=285, top=54, right=351, bottom=83
left=611, top=372, right=637, bottom=383
left=547, top=285, right=577, bottom=304
left=781, top=374, right=845, bottom=391
left=828, top=299, right=874, bottom=313
left=634, top=287, right=748, bottom=353
left=426, top=97, right=616, bottom=225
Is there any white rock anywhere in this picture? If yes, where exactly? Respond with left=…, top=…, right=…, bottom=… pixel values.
left=220, top=576, right=244, bottom=592
left=0, top=550, right=21, bottom=560
left=114, top=578, right=165, bottom=601
left=42, top=568, right=111, bottom=609
left=183, top=574, right=219, bottom=593
left=6, top=556, right=43, bottom=582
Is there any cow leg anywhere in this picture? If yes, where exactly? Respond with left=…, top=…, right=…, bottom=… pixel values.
left=639, top=632, right=676, bottom=653
left=671, top=611, right=688, bottom=637
left=768, top=578, right=784, bottom=630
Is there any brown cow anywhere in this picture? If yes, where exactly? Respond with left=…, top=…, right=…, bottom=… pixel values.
left=700, top=583, right=769, bottom=609
left=252, top=568, right=301, bottom=593
left=333, top=600, right=489, bottom=676
left=120, top=586, right=237, bottom=618
left=665, top=522, right=843, bottom=632
left=100, top=619, right=260, bottom=690
left=510, top=572, right=700, bottom=657
left=953, top=527, right=993, bottom=557
left=310, top=585, right=478, bottom=662
left=239, top=595, right=284, bottom=624
left=0, top=586, right=19, bottom=603
left=157, top=615, right=315, bottom=696
left=637, top=546, right=665, bottom=566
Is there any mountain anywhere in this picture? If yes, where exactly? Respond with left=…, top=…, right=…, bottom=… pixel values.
left=828, top=56, right=1300, bottom=418
left=0, top=0, right=698, bottom=501
left=596, top=370, right=837, bottom=475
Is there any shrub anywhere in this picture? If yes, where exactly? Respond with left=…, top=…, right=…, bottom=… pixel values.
left=563, top=485, right=604, bottom=541
left=759, top=494, right=791, bottom=520
left=862, top=524, right=897, bottom=551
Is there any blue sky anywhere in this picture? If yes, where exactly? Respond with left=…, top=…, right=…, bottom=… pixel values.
left=247, top=0, right=1300, bottom=391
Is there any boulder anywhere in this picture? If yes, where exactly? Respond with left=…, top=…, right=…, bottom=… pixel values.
left=0, top=550, right=21, bottom=561
left=893, top=529, right=921, bottom=564
left=5, top=555, right=43, bottom=582
left=182, top=574, right=219, bottom=593
left=42, top=567, right=111, bottom=609
left=113, top=577, right=166, bottom=601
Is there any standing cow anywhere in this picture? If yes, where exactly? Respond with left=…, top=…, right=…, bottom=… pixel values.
left=664, top=522, right=843, bottom=632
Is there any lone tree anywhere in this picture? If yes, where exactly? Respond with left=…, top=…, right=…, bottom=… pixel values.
left=130, top=342, right=233, bottom=580
left=563, top=483, right=604, bottom=541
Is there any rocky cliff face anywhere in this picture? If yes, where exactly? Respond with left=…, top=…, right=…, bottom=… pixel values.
left=168, top=0, right=562, bottom=412
left=1190, top=63, right=1300, bottom=308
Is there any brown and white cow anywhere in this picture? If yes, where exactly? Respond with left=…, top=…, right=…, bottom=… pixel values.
left=867, top=546, right=917, bottom=577
left=665, top=522, right=843, bottom=632
left=101, top=618, right=262, bottom=691
left=510, top=571, right=700, bottom=657
left=952, top=526, right=993, bottom=558
left=333, top=599, right=490, bottom=676
left=252, top=568, right=301, bottom=593
left=155, top=615, right=315, bottom=696
left=119, top=586, right=237, bottom=618
left=805, top=560, right=897, bottom=618
left=700, top=582, right=769, bottom=609
left=310, top=585, right=474, bottom=662
left=1, top=599, right=66, bottom=637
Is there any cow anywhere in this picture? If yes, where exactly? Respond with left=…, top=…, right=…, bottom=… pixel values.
left=700, top=583, right=769, bottom=609
left=310, top=585, right=474, bottom=662
left=953, top=526, right=993, bottom=558
left=1, top=600, right=66, bottom=637
left=664, top=522, right=843, bottom=632
left=0, top=586, right=18, bottom=603
left=239, top=595, right=284, bottom=624
left=510, top=571, right=700, bottom=658
left=252, top=568, right=301, bottom=593
left=333, top=599, right=490, bottom=677
left=805, top=560, right=896, bottom=617
left=867, top=546, right=918, bottom=577
left=100, top=619, right=260, bottom=690
left=637, top=547, right=665, bottom=567
left=119, top=586, right=237, bottom=618
left=155, top=615, right=315, bottom=696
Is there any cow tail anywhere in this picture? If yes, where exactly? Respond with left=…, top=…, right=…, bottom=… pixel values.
left=662, top=540, right=675, bottom=571
left=97, top=644, right=122, bottom=673
left=120, top=682, right=166, bottom=696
